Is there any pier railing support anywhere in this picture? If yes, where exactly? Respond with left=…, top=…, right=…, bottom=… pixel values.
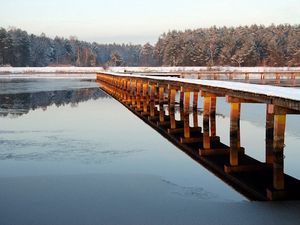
left=203, top=96, right=211, bottom=149
left=273, top=107, right=286, bottom=191
left=169, top=88, right=177, bottom=129
left=201, top=91, right=219, bottom=150
left=210, top=96, right=217, bottom=137
left=266, top=104, right=274, bottom=164
left=143, top=82, right=149, bottom=113
left=159, top=85, right=165, bottom=122
left=180, top=91, right=184, bottom=107
left=229, top=102, right=241, bottom=166
left=183, top=90, right=190, bottom=139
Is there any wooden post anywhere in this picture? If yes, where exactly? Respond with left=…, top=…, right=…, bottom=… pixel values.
left=136, top=81, right=142, bottom=109
left=291, top=73, right=296, bottom=86
left=127, top=80, right=131, bottom=91
left=159, top=86, right=164, bottom=103
left=124, top=80, right=129, bottom=101
left=169, top=87, right=176, bottom=129
left=193, top=109, right=198, bottom=128
left=169, top=89, right=177, bottom=129
left=230, top=102, right=241, bottom=166
left=159, top=104, right=164, bottom=122
left=169, top=107, right=176, bottom=129
left=169, top=89, right=176, bottom=108
left=245, top=73, right=249, bottom=82
left=123, top=79, right=127, bottom=91
left=131, top=80, right=136, bottom=106
left=260, top=72, right=266, bottom=84
left=210, top=96, right=216, bottom=137
left=275, top=73, right=281, bottom=85
left=149, top=84, right=155, bottom=117
left=180, top=91, right=184, bottom=107
left=273, top=110, right=286, bottom=190
left=193, top=92, right=198, bottom=110
left=137, top=81, right=142, bottom=94
left=143, top=82, right=149, bottom=112
left=193, top=91, right=199, bottom=128
left=266, top=104, right=274, bottom=164
left=150, top=84, right=155, bottom=101
left=183, top=91, right=190, bottom=138
left=122, top=80, right=126, bottom=100
left=159, top=86, right=165, bottom=122
left=203, top=96, right=211, bottom=149
left=118, top=79, right=123, bottom=99
left=143, top=82, right=148, bottom=96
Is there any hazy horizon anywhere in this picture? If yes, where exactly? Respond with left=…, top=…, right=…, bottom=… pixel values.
left=1, top=0, right=300, bottom=44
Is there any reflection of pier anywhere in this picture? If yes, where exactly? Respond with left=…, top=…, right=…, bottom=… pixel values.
left=97, top=73, right=300, bottom=201
left=0, top=88, right=107, bottom=117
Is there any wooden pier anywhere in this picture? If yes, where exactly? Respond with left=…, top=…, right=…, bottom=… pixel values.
left=123, top=70, right=300, bottom=87
left=96, top=72, right=300, bottom=201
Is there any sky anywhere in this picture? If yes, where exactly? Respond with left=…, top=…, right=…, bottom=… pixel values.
left=0, top=0, right=299, bottom=44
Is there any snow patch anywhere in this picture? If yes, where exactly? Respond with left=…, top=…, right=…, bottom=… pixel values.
left=1, top=66, right=300, bottom=75
left=100, top=72, right=300, bottom=102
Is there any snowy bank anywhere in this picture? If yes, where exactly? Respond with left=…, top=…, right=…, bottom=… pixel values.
left=0, top=67, right=104, bottom=74
left=1, top=66, right=300, bottom=75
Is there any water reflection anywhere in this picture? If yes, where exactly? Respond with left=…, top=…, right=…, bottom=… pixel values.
left=1, top=78, right=300, bottom=224
left=0, top=80, right=150, bottom=164
left=0, top=87, right=108, bottom=117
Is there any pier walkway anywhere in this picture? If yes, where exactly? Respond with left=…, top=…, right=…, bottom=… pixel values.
left=97, top=72, right=300, bottom=200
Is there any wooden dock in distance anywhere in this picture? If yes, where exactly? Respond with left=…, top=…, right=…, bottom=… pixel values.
left=123, top=70, right=300, bottom=87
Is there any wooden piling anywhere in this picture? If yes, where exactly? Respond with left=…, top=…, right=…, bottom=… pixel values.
left=230, top=102, right=241, bottom=166
left=273, top=110, right=286, bottom=190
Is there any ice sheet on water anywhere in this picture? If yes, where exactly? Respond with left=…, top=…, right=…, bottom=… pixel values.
left=0, top=78, right=98, bottom=94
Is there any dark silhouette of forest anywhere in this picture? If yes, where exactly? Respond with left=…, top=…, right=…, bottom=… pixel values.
left=0, top=24, right=299, bottom=67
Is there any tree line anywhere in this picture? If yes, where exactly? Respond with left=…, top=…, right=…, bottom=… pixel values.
left=0, top=24, right=300, bottom=67
left=153, top=24, right=300, bottom=67
left=0, top=27, right=141, bottom=67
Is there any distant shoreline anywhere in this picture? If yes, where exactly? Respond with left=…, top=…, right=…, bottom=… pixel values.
left=0, top=67, right=105, bottom=75
left=1, top=66, right=300, bottom=75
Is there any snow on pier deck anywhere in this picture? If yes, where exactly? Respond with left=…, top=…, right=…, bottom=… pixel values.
left=97, top=72, right=300, bottom=111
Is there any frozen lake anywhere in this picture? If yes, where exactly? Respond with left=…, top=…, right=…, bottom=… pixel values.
left=0, top=77, right=300, bottom=225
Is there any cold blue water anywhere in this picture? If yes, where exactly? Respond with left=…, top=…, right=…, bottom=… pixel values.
left=0, top=77, right=299, bottom=225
